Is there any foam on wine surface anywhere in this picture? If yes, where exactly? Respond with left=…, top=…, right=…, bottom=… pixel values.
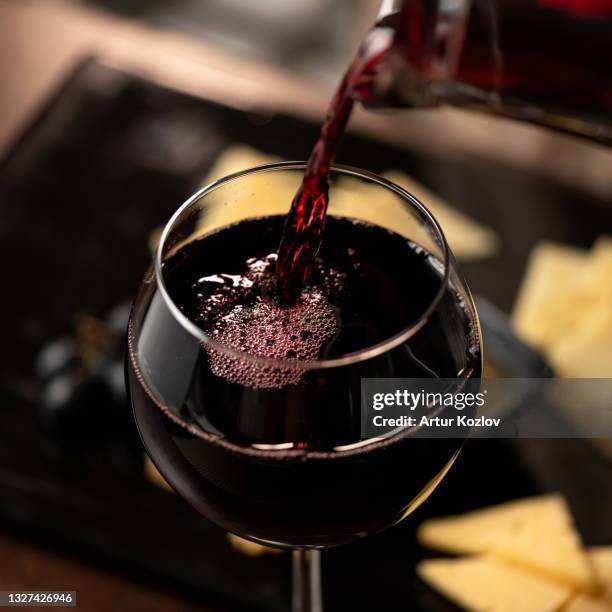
left=206, top=284, right=339, bottom=387
left=178, top=232, right=348, bottom=387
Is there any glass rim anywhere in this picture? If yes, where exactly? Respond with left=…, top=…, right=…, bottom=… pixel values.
left=155, top=161, right=452, bottom=370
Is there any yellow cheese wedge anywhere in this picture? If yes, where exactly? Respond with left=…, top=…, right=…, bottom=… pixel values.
left=590, top=547, right=612, bottom=600
left=190, top=146, right=499, bottom=261
left=563, top=594, right=612, bottom=612
left=196, top=145, right=290, bottom=236
left=331, top=170, right=499, bottom=260
left=383, top=170, right=500, bottom=260
left=581, top=237, right=612, bottom=302
left=511, top=236, right=612, bottom=375
left=417, top=494, right=594, bottom=589
left=512, top=242, right=588, bottom=353
left=549, top=299, right=612, bottom=377
left=418, top=555, right=572, bottom=612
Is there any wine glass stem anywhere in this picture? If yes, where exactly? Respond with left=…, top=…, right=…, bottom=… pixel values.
left=292, top=549, right=323, bottom=612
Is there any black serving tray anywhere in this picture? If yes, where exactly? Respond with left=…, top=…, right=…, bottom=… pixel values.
left=1, top=58, right=611, bottom=612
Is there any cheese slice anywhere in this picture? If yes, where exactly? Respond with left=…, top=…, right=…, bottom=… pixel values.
left=195, top=145, right=291, bottom=238
left=549, top=299, right=612, bottom=377
left=563, top=594, right=612, bottom=612
left=331, top=170, right=499, bottom=260
left=581, top=237, right=612, bottom=302
left=590, top=547, right=612, bottom=600
left=511, top=236, right=612, bottom=375
left=383, top=170, right=499, bottom=260
left=191, top=146, right=499, bottom=261
left=417, top=494, right=594, bottom=589
left=546, top=237, right=612, bottom=377
left=512, top=241, right=588, bottom=353
left=418, top=555, right=572, bottom=612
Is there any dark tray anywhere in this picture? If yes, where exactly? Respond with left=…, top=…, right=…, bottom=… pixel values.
left=1, top=58, right=611, bottom=612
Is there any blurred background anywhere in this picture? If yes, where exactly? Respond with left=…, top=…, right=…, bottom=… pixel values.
left=1, top=0, right=611, bottom=610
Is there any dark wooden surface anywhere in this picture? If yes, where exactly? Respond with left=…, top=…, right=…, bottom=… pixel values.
left=0, top=530, right=217, bottom=611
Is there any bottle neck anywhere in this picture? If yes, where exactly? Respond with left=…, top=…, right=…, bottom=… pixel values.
left=376, top=0, right=612, bottom=143
left=373, top=0, right=472, bottom=106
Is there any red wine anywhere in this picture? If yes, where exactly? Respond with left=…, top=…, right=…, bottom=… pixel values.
left=127, top=216, right=480, bottom=547
left=275, top=27, right=392, bottom=303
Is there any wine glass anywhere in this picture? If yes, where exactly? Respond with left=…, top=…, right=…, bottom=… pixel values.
left=126, top=162, right=482, bottom=612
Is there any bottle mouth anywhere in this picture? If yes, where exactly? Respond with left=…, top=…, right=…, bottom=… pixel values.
left=155, top=161, right=452, bottom=371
